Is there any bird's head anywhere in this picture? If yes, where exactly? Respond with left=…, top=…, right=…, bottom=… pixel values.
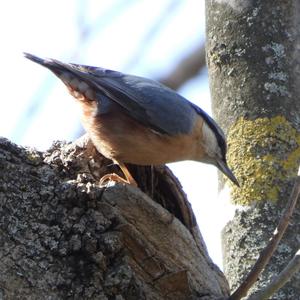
left=200, top=118, right=239, bottom=187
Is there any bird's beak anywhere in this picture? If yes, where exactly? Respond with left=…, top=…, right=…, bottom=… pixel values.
left=216, top=160, right=240, bottom=187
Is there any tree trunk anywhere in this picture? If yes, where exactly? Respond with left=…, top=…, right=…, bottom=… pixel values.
left=0, top=136, right=229, bottom=300
left=206, top=0, right=300, bottom=298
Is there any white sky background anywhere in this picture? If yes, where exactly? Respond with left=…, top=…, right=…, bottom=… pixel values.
left=0, top=0, right=235, bottom=268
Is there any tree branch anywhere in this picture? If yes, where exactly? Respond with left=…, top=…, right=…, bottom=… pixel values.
left=0, top=136, right=229, bottom=299
left=159, top=44, right=206, bottom=90
left=248, top=248, right=300, bottom=300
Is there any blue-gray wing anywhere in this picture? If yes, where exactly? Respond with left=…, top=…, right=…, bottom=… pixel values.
left=81, top=67, right=199, bottom=135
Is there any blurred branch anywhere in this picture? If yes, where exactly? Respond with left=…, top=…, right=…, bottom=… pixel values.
left=228, top=171, right=300, bottom=300
left=72, top=0, right=138, bottom=60
left=123, top=0, right=181, bottom=71
left=248, top=249, right=300, bottom=300
left=159, top=44, right=206, bottom=90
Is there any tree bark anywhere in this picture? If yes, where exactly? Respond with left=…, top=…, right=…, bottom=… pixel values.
left=0, top=136, right=229, bottom=300
left=206, top=0, right=300, bottom=298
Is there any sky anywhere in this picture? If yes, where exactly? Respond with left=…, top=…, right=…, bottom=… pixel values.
left=0, top=0, right=235, bottom=268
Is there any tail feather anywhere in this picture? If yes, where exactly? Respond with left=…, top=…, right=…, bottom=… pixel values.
left=24, top=52, right=70, bottom=77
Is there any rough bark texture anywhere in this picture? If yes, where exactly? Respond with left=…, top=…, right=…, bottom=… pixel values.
left=0, top=136, right=229, bottom=300
left=206, top=0, right=300, bottom=298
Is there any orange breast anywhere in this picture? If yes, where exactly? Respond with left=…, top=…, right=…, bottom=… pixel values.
left=79, top=100, right=205, bottom=165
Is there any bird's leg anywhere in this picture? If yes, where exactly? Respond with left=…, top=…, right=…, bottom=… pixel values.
left=118, top=163, right=138, bottom=186
left=99, top=162, right=137, bottom=187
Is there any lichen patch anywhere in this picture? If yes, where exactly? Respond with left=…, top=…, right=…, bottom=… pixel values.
left=225, top=116, right=300, bottom=205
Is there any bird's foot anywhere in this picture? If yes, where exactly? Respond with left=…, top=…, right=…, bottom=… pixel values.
left=99, top=173, right=137, bottom=187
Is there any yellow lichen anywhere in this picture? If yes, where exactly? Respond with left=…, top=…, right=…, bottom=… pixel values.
left=225, top=116, right=300, bottom=205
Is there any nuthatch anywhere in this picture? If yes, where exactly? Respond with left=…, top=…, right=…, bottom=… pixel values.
left=24, top=53, right=239, bottom=187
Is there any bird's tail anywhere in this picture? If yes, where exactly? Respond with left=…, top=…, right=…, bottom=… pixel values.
left=24, top=52, right=69, bottom=75
left=24, top=53, right=101, bottom=101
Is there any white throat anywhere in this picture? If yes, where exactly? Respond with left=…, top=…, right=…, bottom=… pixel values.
left=202, top=121, right=219, bottom=158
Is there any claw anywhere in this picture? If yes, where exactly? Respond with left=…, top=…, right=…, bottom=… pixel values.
left=99, top=173, right=137, bottom=187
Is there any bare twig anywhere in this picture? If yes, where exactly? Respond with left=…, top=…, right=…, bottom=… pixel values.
left=159, top=44, right=206, bottom=90
left=228, top=169, right=300, bottom=300
left=248, top=249, right=300, bottom=300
